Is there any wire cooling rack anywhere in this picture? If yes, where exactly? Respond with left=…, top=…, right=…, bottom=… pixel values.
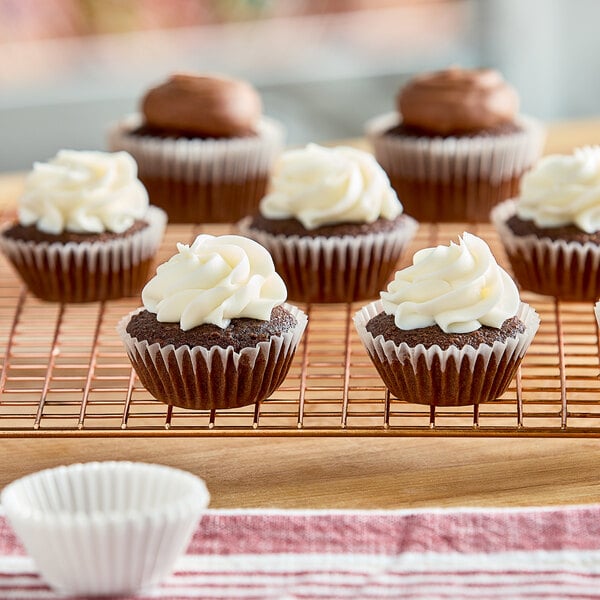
left=1, top=209, right=600, bottom=438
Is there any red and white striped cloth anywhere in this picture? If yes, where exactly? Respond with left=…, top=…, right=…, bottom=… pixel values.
left=2, top=506, right=600, bottom=599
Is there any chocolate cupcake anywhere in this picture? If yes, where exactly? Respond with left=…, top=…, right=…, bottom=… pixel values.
left=108, top=73, right=284, bottom=224
left=492, top=146, right=600, bottom=301
left=238, top=143, right=418, bottom=303
left=118, top=234, right=307, bottom=410
left=0, top=150, right=166, bottom=303
left=354, top=233, right=539, bottom=406
left=366, top=67, right=545, bottom=223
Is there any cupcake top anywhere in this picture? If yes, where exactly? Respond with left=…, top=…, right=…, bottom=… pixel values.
left=397, top=67, right=519, bottom=135
left=141, top=72, right=262, bottom=138
left=18, top=150, right=148, bottom=235
left=380, top=232, right=519, bottom=333
left=259, top=144, right=402, bottom=230
left=142, top=234, right=287, bottom=330
left=516, top=146, right=600, bottom=233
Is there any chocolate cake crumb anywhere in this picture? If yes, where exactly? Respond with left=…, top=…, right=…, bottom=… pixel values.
left=248, top=214, right=410, bottom=238
left=366, top=312, right=525, bottom=350
left=385, top=121, right=522, bottom=140
left=3, top=220, right=149, bottom=244
left=505, top=214, right=600, bottom=244
left=126, top=305, right=297, bottom=352
left=128, top=124, right=256, bottom=141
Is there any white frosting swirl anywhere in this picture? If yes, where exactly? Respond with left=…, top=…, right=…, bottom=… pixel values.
left=380, top=233, right=519, bottom=334
left=142, top=234, right=287, bottom=331
left=18, top=150, right=148, bottom=235
left=259, top=143, right=402, bottom=230
left=516, top=146, right=600, bottom=233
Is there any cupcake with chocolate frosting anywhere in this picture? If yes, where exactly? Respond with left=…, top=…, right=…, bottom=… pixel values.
left=355, top=233, right=539, bottom=406
left=239, top=143, right=418, bottom=303
left=366, top=67, right=545, bottom=223
left=492, top=146, right=600, bottom=300
left=118, top=234, right=307, bottom=410
left=0, top=150, right=166, bottom=302
left=109, top=72, right=284, bottom=224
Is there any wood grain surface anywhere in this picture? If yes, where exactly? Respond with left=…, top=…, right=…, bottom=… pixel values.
left=1, top=120, right=600, bottom=509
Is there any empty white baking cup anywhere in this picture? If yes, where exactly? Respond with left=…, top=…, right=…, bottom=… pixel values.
left=1, top=461, right=210, bottom=597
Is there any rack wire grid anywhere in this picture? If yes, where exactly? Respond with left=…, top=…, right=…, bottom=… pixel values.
left=1, top=208, right=600, bottom=438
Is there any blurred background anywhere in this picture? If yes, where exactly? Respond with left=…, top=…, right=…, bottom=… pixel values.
left=1, top=0, right=598, bottom=171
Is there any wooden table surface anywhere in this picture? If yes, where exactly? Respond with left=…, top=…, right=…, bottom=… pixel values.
left=2, top=119, right=600, bottom=510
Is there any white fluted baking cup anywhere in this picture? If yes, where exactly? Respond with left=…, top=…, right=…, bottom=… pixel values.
left=108, top=114, right=285, bottom=183
left=355, top=300, right=539, bottom=372
left=492, top=199, right=600, bottom=260
left=365, top=112, right=545, bottom=185
left=0, top=205, right=167, bottom=302
left=595, top=302, right=600, bottom=328
left=354, top=300, right=539, bottom=406
left=0, top=205, right=166, bottom=272
left=238, top=216, right=419, bottom=303
left=492, top=199, right=600, bottom=300
left=118, top=303, right=308, bottom=410
left=1, top=461, right=209, bottom=597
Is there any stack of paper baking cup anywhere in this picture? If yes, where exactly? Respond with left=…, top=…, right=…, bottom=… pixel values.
left=1, top=461, right=210, bottom=596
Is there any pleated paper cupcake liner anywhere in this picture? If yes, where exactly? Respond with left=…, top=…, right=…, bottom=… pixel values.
left=238, top=216, right=419, bottom=303
left=354, top=300, right=539, bottom=406
left=492, top=200, right=600, bottom=301
left=1, top=461, right=209, bottom=596
left=365, top=113, right=546, bottom=223
left=108, top=115, right=285, bottom=224
left=118, top=303, right=307, bottom=410
left=0, top=206, right=167, bottom=303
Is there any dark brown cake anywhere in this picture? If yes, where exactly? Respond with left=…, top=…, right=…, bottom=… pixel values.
left=366, top=313, right=525, bottom=350
left=240, top=214, right=418, bottom=303
left=248, top=214, right=408, bottom=238
left=505, top=215, right=600, bottom=245
left=386, top=121, right=522, bottom=140
left=3, top=220, right=148, bottom=244
left=126, top=305, right=297, bottom=351
left=109, top=73, right=282, bottom=225
left=492, top=201, right=600, bottom=301
left=129, top=123, right=256, bottom=141
left=366, top=340, right=525, bottom=407
left=367, top=67, right=544, bottom=223
left=356, top=303, right=536, bottom=407
left=135, top=174, right=269, bottom=224
left=383, top=175, right=523, bottom=224
left=0, top=209, right=165, bottom=303
left=120, top=304, right=305, bottom=411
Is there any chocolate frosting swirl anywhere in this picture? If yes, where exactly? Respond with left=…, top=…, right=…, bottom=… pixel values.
left=397, top=67, right=519, bottom=135
left=141, top=73, right=262, bottom=138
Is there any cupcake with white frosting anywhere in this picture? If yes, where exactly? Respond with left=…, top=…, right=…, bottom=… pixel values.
left=492, top=146, right=600, bottom=301
left=238, top=143, right=418, bottom=303
left=118, top=234, right=307, bottom=410
left=0, top=150, right=166, bottom=302
left=354, top=233, right=539, bottom=406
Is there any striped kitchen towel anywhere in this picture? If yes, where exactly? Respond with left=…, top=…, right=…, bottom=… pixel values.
left=1, top=506, right=600, bottom=599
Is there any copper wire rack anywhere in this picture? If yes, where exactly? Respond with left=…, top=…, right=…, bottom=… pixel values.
left=2, top=208, right=600, bottom=438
